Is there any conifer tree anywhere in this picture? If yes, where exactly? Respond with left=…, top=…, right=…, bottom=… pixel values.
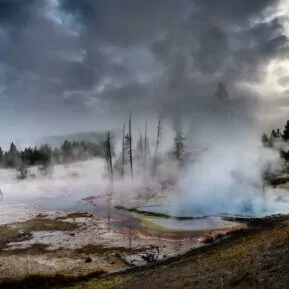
left=174, top=130, right=185, bottom=166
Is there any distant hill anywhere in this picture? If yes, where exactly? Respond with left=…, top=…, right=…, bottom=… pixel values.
left=36, top=131, right=114, bottom=148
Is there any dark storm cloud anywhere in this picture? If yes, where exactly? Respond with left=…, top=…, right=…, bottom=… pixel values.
left=61, top=0, right=178, bottom=46
left=196, top=26, right=229, bottom=73
left=194, top=0, right=277, bottom=20
left=0, top=0, right=36, bottom=26
left=0, top=0, right=132, bottom=115
left=0, top=0, right=287, bottom=127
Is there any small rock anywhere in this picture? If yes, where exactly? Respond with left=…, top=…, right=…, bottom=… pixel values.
left=85, top=257, right=92, bottom=263
left=203, top=236, right=214, bottom=244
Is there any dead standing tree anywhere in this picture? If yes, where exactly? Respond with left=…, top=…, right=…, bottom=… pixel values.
left=152, top=116, right=162, bottom=176
left=121, top=124, right=126, bottom=178
left=129, top=112, right=133, bottom=180
left=144, top=121, right=148, bottom=172
left=105, top=131, right=114, bottom=232
left=136, top=131, right=144, bottom=163
left=143, top=121, right=152, bottom=202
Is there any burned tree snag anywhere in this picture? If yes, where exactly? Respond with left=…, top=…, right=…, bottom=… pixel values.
left=144, top=121, right=148, bottom=172
left=129, top=112, right=133, bottom=180
left=153, top=116, right=162, bottom=175
left=121, top=124, right=126, bottom=178
left=105, top=131, right=114, bottom=231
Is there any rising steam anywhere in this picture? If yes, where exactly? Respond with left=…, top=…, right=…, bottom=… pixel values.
left=158, top=85, right=286, bottom=217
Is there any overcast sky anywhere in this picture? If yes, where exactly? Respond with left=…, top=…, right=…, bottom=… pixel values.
left=0, top=0, right=288, bottom=146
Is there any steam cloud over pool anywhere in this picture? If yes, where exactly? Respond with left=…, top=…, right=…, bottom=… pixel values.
left=154, top=96, right=288, bottom=218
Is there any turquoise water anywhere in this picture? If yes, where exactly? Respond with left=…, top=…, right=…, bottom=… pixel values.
left=136, top=204, right=205, bottom=218
left=136, top=198, right=273, bottom=218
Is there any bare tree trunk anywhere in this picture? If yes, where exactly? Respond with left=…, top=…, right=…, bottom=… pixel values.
left=121, top=124, right=126, bottom=178
left=144, top=121, right=148, bottom=172
left=105, top=131, right=114, bottom=232
left=143, top=121, right=150, bottom=202
left=138, top=131, right=144, bottom=163
left=129, top=112, right=133, bottom=180
left=106, top=131, right=114, bottom=179
left=153, top=116, right=162, bottom=175
left=128, top=226, right=133, bottom=264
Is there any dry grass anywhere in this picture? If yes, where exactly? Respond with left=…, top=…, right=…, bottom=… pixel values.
left=73, top=244, right=147, bottom=255
left=67, top=276, right=132, bottom=289
left=0, top=271, right=106, bottom=289
left=56, top=212, right=93, bottom=221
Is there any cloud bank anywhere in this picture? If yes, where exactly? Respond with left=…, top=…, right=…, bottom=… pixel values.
left=0, top=0, right=288, bottom=139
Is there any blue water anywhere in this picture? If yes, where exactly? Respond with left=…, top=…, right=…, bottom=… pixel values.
left=136, top=205, right=206, bottom=218
left=136, top=200, right=261, bottom=218
left=137, top=205, right=173, bottom=215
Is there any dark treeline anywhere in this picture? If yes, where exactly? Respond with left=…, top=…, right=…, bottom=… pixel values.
left=0, top=139, right=109, bottom=170
left=262, top=120, right=289, bottom=164
left=262, top=120, right=289, bottom=147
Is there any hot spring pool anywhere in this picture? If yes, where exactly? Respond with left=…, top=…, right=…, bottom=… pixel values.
left=136, top=204, right=205, bottom=218
left=136, top=193, right=289, bottom=219
left=140, top=216, right=240, bottom=232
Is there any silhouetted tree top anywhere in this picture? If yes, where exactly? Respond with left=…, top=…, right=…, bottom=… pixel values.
left=262, top=133, right=271, bottom=148
left=174, top=130, right=185, bottom=166
left=283, top=120, right=289, bottom=141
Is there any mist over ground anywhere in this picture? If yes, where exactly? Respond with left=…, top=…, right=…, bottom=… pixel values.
left=0, top=0, right=289, bottom=218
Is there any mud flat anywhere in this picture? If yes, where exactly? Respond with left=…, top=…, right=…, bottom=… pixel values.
left=0, top=204, right=249, bottom=288
left=1, top=213, right=289, bottom=289
left=0, top=212, right=138, bottom=283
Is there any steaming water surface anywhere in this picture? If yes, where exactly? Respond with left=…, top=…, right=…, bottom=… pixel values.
left=3, top=185, right=105, bottom=212
left=0, top=160, right=109, bottom=218
left=138, top=188, right=289, bottom=218
left=1, top=157, right=289, bottom=231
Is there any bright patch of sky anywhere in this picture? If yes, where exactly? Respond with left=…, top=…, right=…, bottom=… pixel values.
left=278, top=0, right=289, bottom=39
left=45, top=0, right=82, bottom=36
left=242, top=1, right=289, bottom=102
